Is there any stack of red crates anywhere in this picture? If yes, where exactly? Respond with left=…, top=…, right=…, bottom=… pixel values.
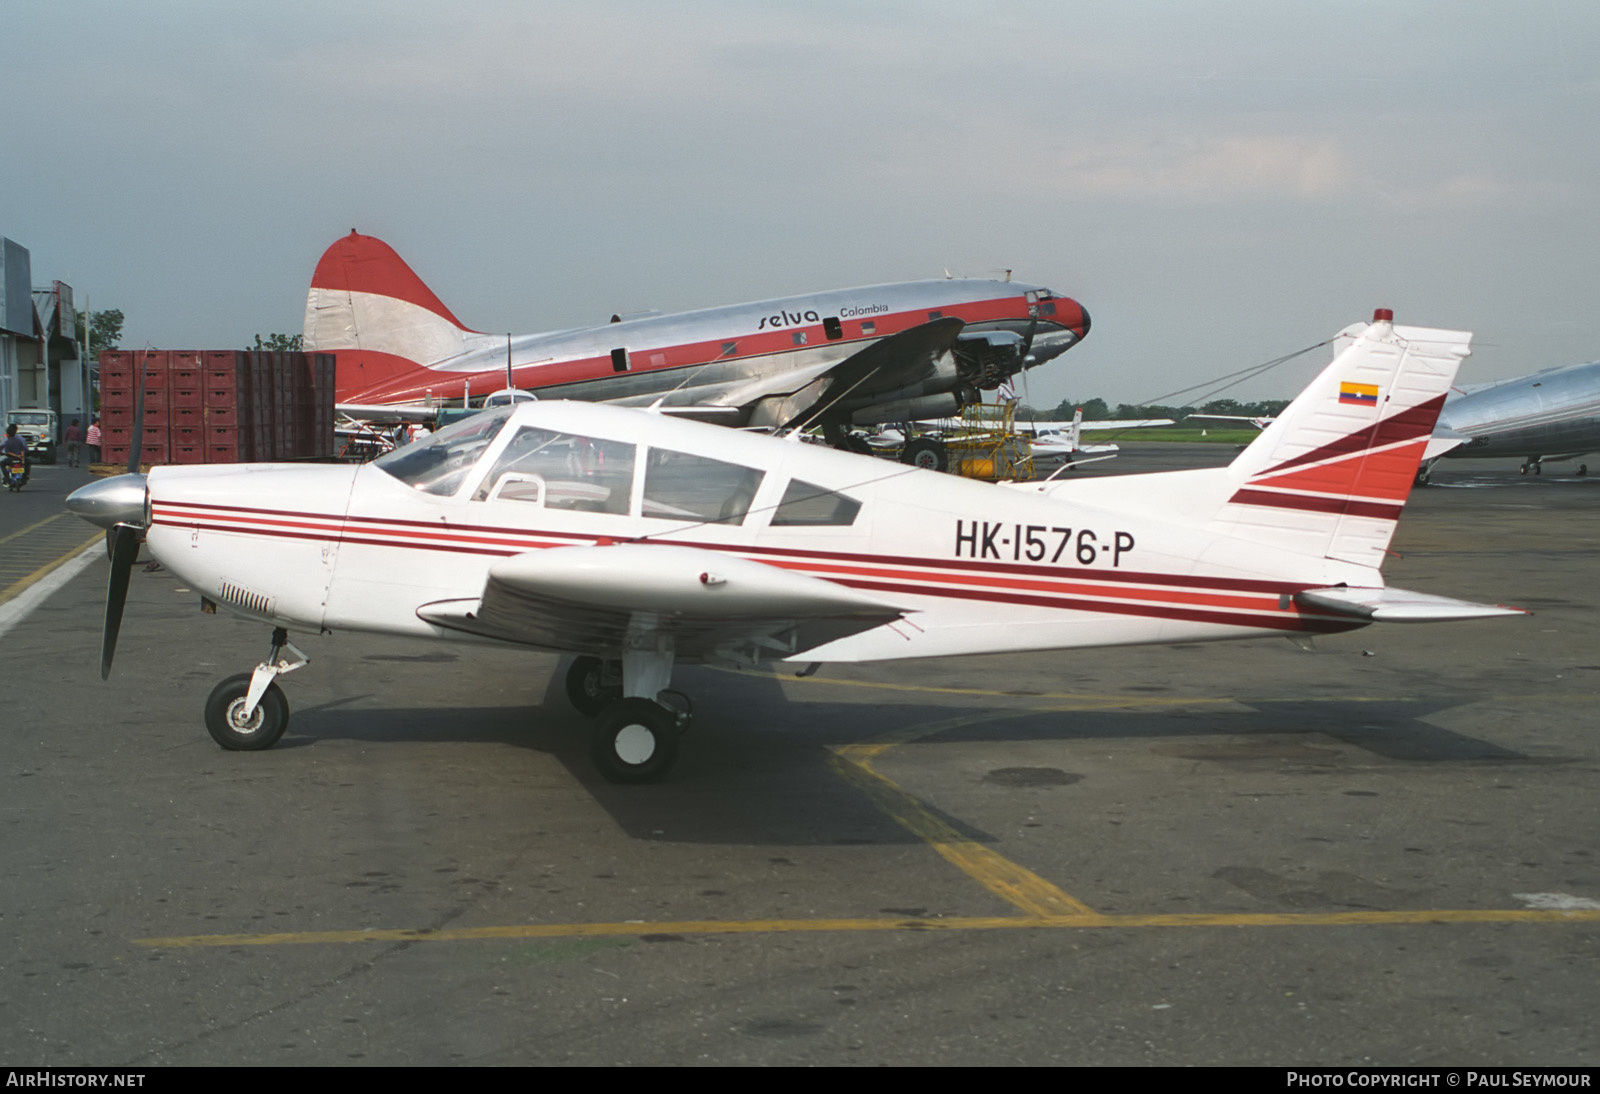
left=99, top=350, right=334, bottom=467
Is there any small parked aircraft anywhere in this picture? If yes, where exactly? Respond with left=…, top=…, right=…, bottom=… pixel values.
left=305, top=232, right=1090, bottom=436
left=69, top=310, right=1521, bottom=783
left=1022, top=409, right=1176, bottom=466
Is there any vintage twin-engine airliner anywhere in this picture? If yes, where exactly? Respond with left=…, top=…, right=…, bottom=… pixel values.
left=306, top=231, right=1090, bottom=436
left=70, top=310, right=1521, bottom=782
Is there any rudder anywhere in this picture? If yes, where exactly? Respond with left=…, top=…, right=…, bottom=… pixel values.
left=1210, top=310, right=1470, bottom=567
left=302, top=232, right=481, bottom=401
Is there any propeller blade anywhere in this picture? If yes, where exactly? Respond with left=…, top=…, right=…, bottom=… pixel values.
left=101, top=523, right=140, bottom=680
left=1019, top=316, right=1038, bottom=370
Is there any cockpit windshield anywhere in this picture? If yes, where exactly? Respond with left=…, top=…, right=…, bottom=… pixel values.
left=374, top=407, right=512, bottom=496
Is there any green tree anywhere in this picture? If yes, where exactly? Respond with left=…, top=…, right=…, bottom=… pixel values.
left=252, top=332, right=303, bottom=351
left=75, top=308, right=124, bottom=357
left=1049, top=397, right=1110, bottom=421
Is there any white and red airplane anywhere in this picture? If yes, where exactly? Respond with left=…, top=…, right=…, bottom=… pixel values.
left=69, top=309, right=1521, bottom=783
left=306, top=232, right=1090, bottom=435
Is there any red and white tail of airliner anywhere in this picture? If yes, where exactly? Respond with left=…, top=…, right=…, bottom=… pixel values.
left=303, top=232, right=494, bottom=399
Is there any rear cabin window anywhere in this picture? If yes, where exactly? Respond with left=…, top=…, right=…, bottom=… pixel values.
left=643, top=449, right=765, bottom=524
left=769, top=479, right=862, bottom=527
left=473, top=426, right=635, bottom=513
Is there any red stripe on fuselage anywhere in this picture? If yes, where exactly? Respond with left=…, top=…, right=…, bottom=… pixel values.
left=343, top=295, right=1081, bottom=405
left=152, top=500, right=1350, bottom=633
left=153, top=499, right=1305, bottom=594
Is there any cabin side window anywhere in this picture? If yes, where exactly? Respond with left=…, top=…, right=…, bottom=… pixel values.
left=769, top=479, right=861, bottom=527
left=473, top=426, right=635, bottom=514
left=643, top=449, right=765, bottom=524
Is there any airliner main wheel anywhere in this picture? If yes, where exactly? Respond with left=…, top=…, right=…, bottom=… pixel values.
left=903, top=438, right=949, bottom=473
left=566, top=656, right=620, bottom=716
left=204, top=673, right=290, bottom=751
left=591, top=698, right=679, bottom=784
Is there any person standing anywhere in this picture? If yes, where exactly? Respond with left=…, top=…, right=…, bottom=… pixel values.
left=64, top=418, right=84, bottom=468
left=86, top=416, right=103, bottom=464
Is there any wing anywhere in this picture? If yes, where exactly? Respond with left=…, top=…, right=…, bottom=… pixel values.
left=692, top=317, right=966, bottom=429
left=417, top=543, right=907, bottom=664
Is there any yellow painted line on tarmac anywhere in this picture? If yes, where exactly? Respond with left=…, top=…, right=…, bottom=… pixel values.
left=134, top=906, right=1600, bottom=949
left=0, top=511, right=73, bottom=547
left=0, top=525, right=102, bottom=607
left=824, top=704, right=1100, bottom=916
left=830, top=741, right=1098, bottom=918
left=132, top=639, right=1600, bottom=952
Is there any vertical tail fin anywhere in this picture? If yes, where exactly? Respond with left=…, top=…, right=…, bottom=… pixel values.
left=303, top=232, right=483, bottom=400
left=1210, top=311, right=1470, bottom=567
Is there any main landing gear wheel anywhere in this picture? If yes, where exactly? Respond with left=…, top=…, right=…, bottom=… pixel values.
left=566, top=656, right=621, bottom=716
left=902, top=437, right=949, bottom=473
left=590, top=698, right=680, bottom=784
left=204, top=673, right=290, bottom=751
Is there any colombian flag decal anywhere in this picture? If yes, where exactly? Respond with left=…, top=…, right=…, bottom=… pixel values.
left=1339, top=382, right=1379, bottom=407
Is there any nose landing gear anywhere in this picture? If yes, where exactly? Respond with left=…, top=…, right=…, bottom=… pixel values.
left=204, top=627, right=308, bottom=751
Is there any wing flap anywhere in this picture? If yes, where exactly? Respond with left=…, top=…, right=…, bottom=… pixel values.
left=418, top=544, right=907, bottom=660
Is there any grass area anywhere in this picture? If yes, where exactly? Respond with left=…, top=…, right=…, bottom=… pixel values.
left=1080, top=428, right=1260, bottom=444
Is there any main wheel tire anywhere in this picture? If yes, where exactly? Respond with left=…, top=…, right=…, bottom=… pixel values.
left=903, top=437, right=949, bottom=473
left=566, top=656, right=619, bottom=716
left=590, top=698, right=679, bottom=784
left=204, top=673, right=290, bottom=751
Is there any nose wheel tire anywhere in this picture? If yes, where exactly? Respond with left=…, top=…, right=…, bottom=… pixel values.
left=204, top=673, right=290, bottom=751
left=590, top=698, right=679, bottom=784
left=566, top=656, right=621, bottom=716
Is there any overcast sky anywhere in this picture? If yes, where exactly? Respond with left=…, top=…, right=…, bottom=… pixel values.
left=5, top=1, right=1598, bottom=406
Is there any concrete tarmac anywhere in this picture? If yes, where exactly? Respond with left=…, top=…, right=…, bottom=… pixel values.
left=1, top=449, right=1596, bottom=1065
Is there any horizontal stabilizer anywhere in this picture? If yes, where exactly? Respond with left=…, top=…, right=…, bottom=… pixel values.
left=1296, top=586, right=1526, bottom=623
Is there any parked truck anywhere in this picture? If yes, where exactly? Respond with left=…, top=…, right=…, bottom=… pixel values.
left=5, top=408, right=58, bottom=464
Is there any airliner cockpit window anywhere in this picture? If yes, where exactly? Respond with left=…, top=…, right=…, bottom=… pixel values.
left=769, top=479, right=861, bottom=526
left=643, top=449, right=765, bottom=524
left=374, top=408, right=511, bottom=496
left=474, top=426, right=635, bottom=513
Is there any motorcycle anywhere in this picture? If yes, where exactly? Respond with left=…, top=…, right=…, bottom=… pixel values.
left=3, top=458, right=27, bottom=492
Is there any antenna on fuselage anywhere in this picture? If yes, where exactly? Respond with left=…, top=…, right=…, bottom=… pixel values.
left=505, top=334, right=513, bottom=392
